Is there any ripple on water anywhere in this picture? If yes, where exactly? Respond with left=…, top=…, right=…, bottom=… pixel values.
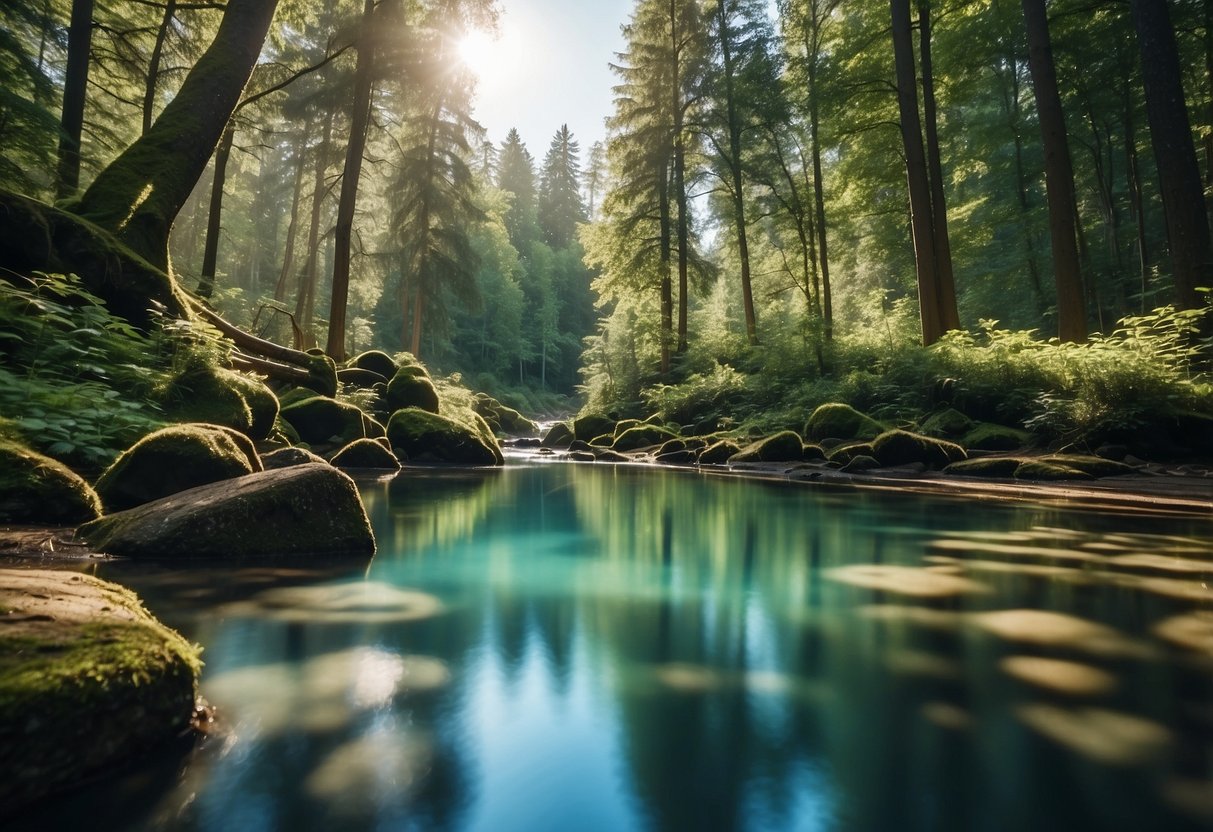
left=826, top=564, right=990, bottom=598
left=1153, top=612, right=1213, bottom=655
left=222, top=581, right=444, bottom=624
left=999, top=656, right=1118, bottom=697
left=1016, top=704, right=1172, bottom=766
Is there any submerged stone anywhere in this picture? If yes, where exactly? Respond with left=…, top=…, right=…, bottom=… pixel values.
left=0, top=441, right=101, bottom=525
left=94, top=424, right=256, bottom=512
left=81, top=464, right=376, bottom=558
left=0, top=570, right=199, bottom=813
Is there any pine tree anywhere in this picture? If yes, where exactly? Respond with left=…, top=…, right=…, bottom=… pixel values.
left=497, top=127, right=538, bottom=249
left=538, top=124, right=587, bottom=250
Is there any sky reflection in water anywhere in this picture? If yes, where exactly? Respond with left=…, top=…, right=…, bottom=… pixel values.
left=24, top=462, right=1213, bottom=832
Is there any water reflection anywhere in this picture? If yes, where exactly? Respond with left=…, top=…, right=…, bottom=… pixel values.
left=15, top=462, right=1213, bottom=832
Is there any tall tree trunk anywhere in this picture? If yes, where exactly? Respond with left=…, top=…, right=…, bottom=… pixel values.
left=275, top=135, right=308, bottom=302
left=75, top=0, right=281, bottom=271
left=1131, top=0, right=1212, bottom=310
left=196, top=121, right=235, bottom=299
left=807, top=33, right=833, bottom=341
left=1124, top=92, right=1150, bottom=311
left=55, top=0, right=94, bottom=199
left=294, top=108, right=335, bottom=347
left=918, top=0, right=961, bottom=332
left=142, top=0, right=178, bottom=135
left=716, top=0, right=758, bottom=346
left=890, top=0, right=943, bottom=345
left=659, top=160, right=673, bottom=376
left=1021, top=0, right=1087, bottom=342
left=326, top=0, right=377, bottom=362
left=670, top=0, right=691, bottom=356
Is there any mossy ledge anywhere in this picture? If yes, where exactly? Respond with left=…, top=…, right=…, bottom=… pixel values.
left=0, top=570, right=200, bottom=814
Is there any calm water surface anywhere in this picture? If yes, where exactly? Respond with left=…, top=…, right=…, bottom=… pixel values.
left=19, top=460, right=1213, bottom=831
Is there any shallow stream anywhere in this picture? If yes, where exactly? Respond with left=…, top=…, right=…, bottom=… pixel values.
left=18, top=460, right=1213, bottom=831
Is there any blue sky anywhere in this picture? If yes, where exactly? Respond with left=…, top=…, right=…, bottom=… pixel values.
left=464, top=0, right=633, bottom=160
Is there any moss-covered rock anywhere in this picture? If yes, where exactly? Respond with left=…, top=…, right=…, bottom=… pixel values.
left=841, top=455, right=882, bottom=473
left=94, top=424, right=255, bottom=512
left=385, top=369, right=441, bottom=414
left=871, top=429, right=967, bottom=469
left=0, top=441, right=101, bottom=524
left=961, top=422, right=1032, bottom=452
left=541, top=421, right=575, bottom=449
left=280, top=396, right=371, bottom=445
left=613, top=419, right=642, bottom=437
left=1041, top=454, right=1136, bottom=478
left=944, top=457, right=1025, bottom=478
left=337, top=367, right=388, bottom=390
left=699, top=439, right=742, bottom=465
left=574, top=413, right=616, bottom=442
left=81, top=464, right=376, bottom=558
left=589, top=434, right=614, bottom=448
left=594, top=449, right=631, bottom=463
left=162, top=363, right=280, bottom=439
left=656, top=438, right=688, bottom=456
left=919, top=408, right=974, bottom=439
left=330, top=439, right=401, bottom=472
left=1013, top=460, right=1094, bottom=481
left=827, top=442, right=876, bottom=465
left=804, top=403, right=885, bottom=442
left=657, top=449, right=699, bottom=465
left=386, top=408, right=501, bottom=466
left=278, top=387, right=320, bottom=409
left=613, top=424, right=679, bottom=452
left=300, top=352, right=339, bottom=398
left=0, top=570, right=199, bottom=813
left=729, top=431, right=809, bottom=463
left=207, top=424, right=262, bottom=472
left=262, top=447, right=328, bottom=470
left=349, top=350, right=399, bottom=380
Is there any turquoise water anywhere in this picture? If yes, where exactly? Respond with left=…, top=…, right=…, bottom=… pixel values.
left=18, top=461, right=1213, bottom=831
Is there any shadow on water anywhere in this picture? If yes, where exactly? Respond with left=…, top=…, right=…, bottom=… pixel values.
left=13, top=462, right=1213, bottom=831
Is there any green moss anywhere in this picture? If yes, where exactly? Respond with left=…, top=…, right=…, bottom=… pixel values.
left=330, top=438, right=401, bottom=471
left=94, top=424, right=255, bottom=512
left=337, top=367, right=388, bottom=389
left=206, top=424, right=262, bottom=472
left=729, top=431, right=808, bottom=463
left=919, top=408, right=974, bottom=438
left=613, top=424, right=679, bottom=452
left=81, top=465, right=376, bottom=558
left=349, top=350, right=398, bottom=380
left=613, top=419, right=642, bottom=437
left=541, top=421, right=575, bottom=448
left=804, top=403, right=885, bottom=442
left=1014, top=461, right=1094, bottom=481
left=280, top=397, right=370, bottom=445
left=386, top=408, right=501, bottom=466
left=943, top=457, right=1026, bottom=478
left=278, top=387, right=320, bottom=409
left=574, top=413, right=616, bottom=442
left=262, top=447, right=327, bottom=470
left=827, top=442, right=876, bottom=465
left=386, top=370, right=441, bottom=414
left=961, top=422, right=1033, bottom=452
left=871, top=429, right=967, bottom=469
left=699, top=439, right=742, bottom=464
left=300, top=352, right=339, bottom=398
left=589, top=434, right=614, bottom=447
left=226, top=373, right=279, bottom=439
left=657, top=438, right=688, bottom=456
left=273, top=415, right=301, bottom=445
left=0, top=441, right=101, bottom=524
left=162, top=363, right=252, bottom=436
left=0, top=571, right=199, bottom=812
left=1042, top=454, right=1136, bottom=478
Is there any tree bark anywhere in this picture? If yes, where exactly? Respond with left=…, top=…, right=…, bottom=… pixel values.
left=891, top=0, right=943, bottom=345
left=142, top=0, right=178, bottom=135
left=74, top=0, right=281, bottom=271
left=1021, top=0, right=1087, bottom=342
left=326, top=0, right=377, bottom=362
left=294, top=107, right=336, bottom=348
left=806, top=9, right=833, bottom=341
left=274, top=134, right=308, bottom=302
left=196, top=120, right=235, bottom=299
left=671, top=0, right=691, bottom=356
left=918, top=0, right=961, bottom=332
left=1131, top=0, right=1212, bottom=311
left=55, top=0, right=94, bottom=199
left=659, top=159, right=673, bottom=376
left=716, top=0, right=758, bottom=346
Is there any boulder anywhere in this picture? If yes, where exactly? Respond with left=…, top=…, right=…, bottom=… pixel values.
left=94, top=424, right=256, bottom=512
left=385, top=369, right=440, bottom=414
left=1037, top=454, right=1136, bottom=478
left=337, top=367, right=388, bottom=389
left=613, top=424, right=679, bottom=452
left=612, top=419, right=642, bottom=437
left=0, top=570, right=199, bottom=813
left=657, top=449, right=699, bottom=465
left=698, top=439, right=741, bottom=465
left=919, top=408, right=974, bottom=439
left=804, top=403, right=885, bottom=442
left=162, top=363, right=279, bottom=439
left=944, top=457, right=1024, bottom=478
left=300, top=351, right=339, bottom=398
left=0, top=441, right=101, bottom=524
left=472, top=395, right=538, bottom=437
left=262, top=447, right=328, bottom=470
left=961, top=422, right=1032, bottom=452
left=349, top=350, right=399, bottom=380
left=330, top=439, right=401, bottom=472
left=81, top=465, right=376, bottom=558
left=1013, top=460, right=1094, bottom=481
left=574, top=413, right=616, bottom=442
left=828, top=442, right=876, bottom=465
left=729, top=431, right=812, bottom=463
left=589, top=434, right=614, bottom=447
left=871, top=430, right=966, bottom=469
left=386, top=408, right=501, bottom=466
left=841, top=454, right=882, bottom=473
left=594, top=449, right=631, bottom=463
left=541, top=421, right=575, bottom=449
left=280, top=396, right=373, bottom=445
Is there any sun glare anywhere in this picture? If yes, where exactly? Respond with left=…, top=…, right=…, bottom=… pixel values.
left=456, top=29, right=501, bottom=80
